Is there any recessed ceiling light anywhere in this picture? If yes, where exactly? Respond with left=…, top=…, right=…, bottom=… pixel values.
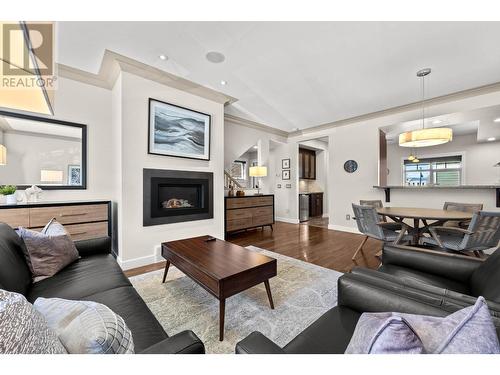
left=487, top=137, right=496, bottom=141
left=253, top=145, right=258, bottom=149
left=206, top=51, right=225, bottom=63
left=159, top=54, right=167, bottom=60
left=494, top=118, right=500, bottom=123
left=220, top=80, right=227, bottom=85
left=432, top=120, right=443, bottom=125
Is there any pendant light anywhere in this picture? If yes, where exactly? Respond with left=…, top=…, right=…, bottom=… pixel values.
left=399, top=68, right=453, bottom=147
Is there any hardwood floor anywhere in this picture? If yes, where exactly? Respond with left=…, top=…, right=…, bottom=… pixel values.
left=124, top=221, right=382, bottom=277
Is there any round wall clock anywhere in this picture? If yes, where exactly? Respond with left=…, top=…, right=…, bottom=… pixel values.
left=344, top=160, right=358, bottom=173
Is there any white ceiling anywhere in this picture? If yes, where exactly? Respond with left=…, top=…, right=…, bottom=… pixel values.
left=57, top=22, right=500, bottom=132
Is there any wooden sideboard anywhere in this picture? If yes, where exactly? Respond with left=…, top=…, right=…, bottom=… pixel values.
left=0, top=200, right=111, bottom=241
left=225, top=195, right=274, bottom=237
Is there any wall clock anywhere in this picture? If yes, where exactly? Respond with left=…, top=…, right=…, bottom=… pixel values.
left=344, top=160, right=358, bottom=173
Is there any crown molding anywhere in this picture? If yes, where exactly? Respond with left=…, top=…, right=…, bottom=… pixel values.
left=57, top=50, right=237, bottom=105
left=289, top=80, right=500, bottom=138
left=224, top=114, right=288, bottom=138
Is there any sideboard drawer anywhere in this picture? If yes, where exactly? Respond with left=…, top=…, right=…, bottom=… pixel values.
left=226, top=209, right=252, bottom=220
left=226, top=196, right=273, bottom=209
left=226, top=218, right=250, bottom=232
left=29, top=204, right=108, bottom=227
left=0, top=208, right=30, bottom=228
left=32, top=221, right=109, bottom=241
left=252, top=206, right=273, bottom=218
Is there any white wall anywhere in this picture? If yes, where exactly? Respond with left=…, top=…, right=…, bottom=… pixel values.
left=225, top=119, right=286, bottom=194
left=387, top=133, right=500, bottom=185
left=118, top=72, right=225, bottom=266
left=36, top=77, right=117, bottom=202
left=272, top=142, right=299, bottom=222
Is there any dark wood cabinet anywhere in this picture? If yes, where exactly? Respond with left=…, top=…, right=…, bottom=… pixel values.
left=299, top=148, right=316, bottom=180
left=309, top=192, right=323, bottom=217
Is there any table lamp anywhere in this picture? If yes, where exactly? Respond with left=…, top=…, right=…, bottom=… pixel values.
left=249, top=166, right=267, bottom=195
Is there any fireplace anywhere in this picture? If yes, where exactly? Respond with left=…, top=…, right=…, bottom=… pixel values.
left=143, top=169, right=213, bottom=226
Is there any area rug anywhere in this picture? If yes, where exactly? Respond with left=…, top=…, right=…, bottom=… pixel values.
left=129, top=246, right=342, bottom=354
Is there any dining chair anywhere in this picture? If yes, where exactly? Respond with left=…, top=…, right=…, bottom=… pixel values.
left=351, top=204, right=410, bottom=262
left=359, top=199, right=401, bottom=231
left=422, top=211, right=500, bottom=257
left=442, top=202, right=483, bottom=228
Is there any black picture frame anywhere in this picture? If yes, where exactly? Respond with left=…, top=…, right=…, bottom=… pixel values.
left=148, top=98, right=211, bottom=161
left=0, top=110, right=87, bottom=190
left=282, top=158, right=290, bottom=169
left=282, top=170, right=290, bottom=180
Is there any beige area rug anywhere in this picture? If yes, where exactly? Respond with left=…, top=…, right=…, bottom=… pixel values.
left=129, top=246, right=342, bottom=354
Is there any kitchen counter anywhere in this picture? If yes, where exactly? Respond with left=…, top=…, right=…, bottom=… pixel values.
left=299, top=191, right=324, bottom=195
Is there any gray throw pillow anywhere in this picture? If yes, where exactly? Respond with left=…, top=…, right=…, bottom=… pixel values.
left=17, top=221, right=79, bottom=282
left=345, top=315, right=425, bottom=354
left=0, top=289, right=67, bottom=354
left=346, top=297, right=500, bottom=354
left=34, top=297, right=134, bottom=354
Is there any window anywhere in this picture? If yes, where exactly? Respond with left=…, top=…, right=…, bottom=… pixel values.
left=230, top=160, right=246, bottom=180
left=403, top=155, right=462, bottom=186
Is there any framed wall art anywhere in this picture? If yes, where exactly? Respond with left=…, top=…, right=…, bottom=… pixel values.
left=148, top=98, right=211, bottom=160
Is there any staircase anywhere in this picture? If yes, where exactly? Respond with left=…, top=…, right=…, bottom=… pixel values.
left=224, top=170, right=244, bottom=190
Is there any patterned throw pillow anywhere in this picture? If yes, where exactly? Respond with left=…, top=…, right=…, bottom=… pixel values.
left=17, top=219, right=79, bottom=282
left=34, top=297, right=134, bottom=354
left=0, top=289, right=67, bottom=354
left=346, top=297, right=500, bottom=354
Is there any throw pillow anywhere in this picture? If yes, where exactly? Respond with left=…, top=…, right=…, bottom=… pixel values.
left=17, top=223, right=79, bottom=282
left=345, top=315, right=425, bottom=354
left=0, top=289, right=67, bottom=354
left=42, top=218, right=70, bottom=236
left=34, top=297, right=134, bottom=354
left=346, top=297, right=500, bottom=354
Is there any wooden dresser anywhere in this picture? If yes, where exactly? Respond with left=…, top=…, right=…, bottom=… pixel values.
left=0, top=200, right=111, bottom=241
left=225, top=195, right=274, bottom=237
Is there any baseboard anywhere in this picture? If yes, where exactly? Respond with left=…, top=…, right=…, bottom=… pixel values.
left=328, top=224, right=361, bottom=234
left=117, top=252, right=163, bottom=271
left=275, top=217, right=300, bottom=224
left=322, top=213, right=329, bottom=218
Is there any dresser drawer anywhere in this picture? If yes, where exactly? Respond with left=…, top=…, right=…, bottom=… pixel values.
left=226, top=218, right=251, bottom=232
left=226, top=209, right=252, bottom=220
left=33, top=221, right=109, bottom=241
left=0, top=208, right=30, bottom=227
left=226, top=196, right=273, bottom=209
left=252, top=207, right=274, bottom=226
left=29, top=204, right=108, bottom=227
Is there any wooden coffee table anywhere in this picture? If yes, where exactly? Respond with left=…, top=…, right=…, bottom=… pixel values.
left=161, top=235, right=277, bottom=341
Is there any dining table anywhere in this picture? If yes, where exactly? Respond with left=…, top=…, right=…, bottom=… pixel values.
left=376, top=207, right=473, bottom=245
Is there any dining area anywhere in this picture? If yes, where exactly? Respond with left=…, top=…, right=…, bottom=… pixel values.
left=351, top=200, right=500, bottom=262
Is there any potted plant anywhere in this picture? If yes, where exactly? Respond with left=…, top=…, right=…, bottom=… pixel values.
left=0, top=185, right=17, bottom=205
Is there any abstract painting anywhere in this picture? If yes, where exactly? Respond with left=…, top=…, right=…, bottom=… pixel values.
left=148, top=98, right=211, bottom=160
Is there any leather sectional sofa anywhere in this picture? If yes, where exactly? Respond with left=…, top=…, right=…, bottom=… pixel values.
left=236, top=244, right=500, bottom=354
left=0, top=223, right=204, bottom=354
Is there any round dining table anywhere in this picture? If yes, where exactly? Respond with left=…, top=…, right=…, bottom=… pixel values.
left=376, top=207, right=473, bottom=245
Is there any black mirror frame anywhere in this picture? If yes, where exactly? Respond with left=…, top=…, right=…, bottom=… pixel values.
left=0, top=110, right=87, bottom=190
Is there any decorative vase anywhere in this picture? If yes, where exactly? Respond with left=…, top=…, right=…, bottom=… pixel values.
left=5, top=194, right=17, bottom=205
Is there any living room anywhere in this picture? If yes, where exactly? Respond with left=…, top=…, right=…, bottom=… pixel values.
left=1, top=1, right=500, bottom=374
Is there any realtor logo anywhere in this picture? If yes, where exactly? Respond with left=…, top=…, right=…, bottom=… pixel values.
left=1, top=22, right=56, bottom=89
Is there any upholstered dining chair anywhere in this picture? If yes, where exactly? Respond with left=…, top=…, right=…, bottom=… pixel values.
left=422, top=211, right=500, bottom=257
left=351, top=204, right=410, bottom=262
left=443, top=201, right=483, bottom=228
left=359, top=199, right=401, bottom=231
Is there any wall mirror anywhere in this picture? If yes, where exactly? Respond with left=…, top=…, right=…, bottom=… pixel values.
left=0, top=110, right=87, bottom=190
left=379, top=104, right=500, bottom=187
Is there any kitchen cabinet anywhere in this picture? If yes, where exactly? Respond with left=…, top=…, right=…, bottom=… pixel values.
left=309, top=192, right=323, bottom=217
left=299, top=148, right=316, bottom=179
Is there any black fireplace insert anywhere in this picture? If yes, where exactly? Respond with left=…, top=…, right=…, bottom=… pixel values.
left=143, top=169, right=213, bottom=226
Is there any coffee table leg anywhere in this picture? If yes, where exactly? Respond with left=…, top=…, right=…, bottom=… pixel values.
left=264, top=280, right=275, bottom=309
left=219, top=299, right=225, bottom=341
left=162, top=260, right=170, bottom=283
left=413, top=218, right=420, bottom=245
